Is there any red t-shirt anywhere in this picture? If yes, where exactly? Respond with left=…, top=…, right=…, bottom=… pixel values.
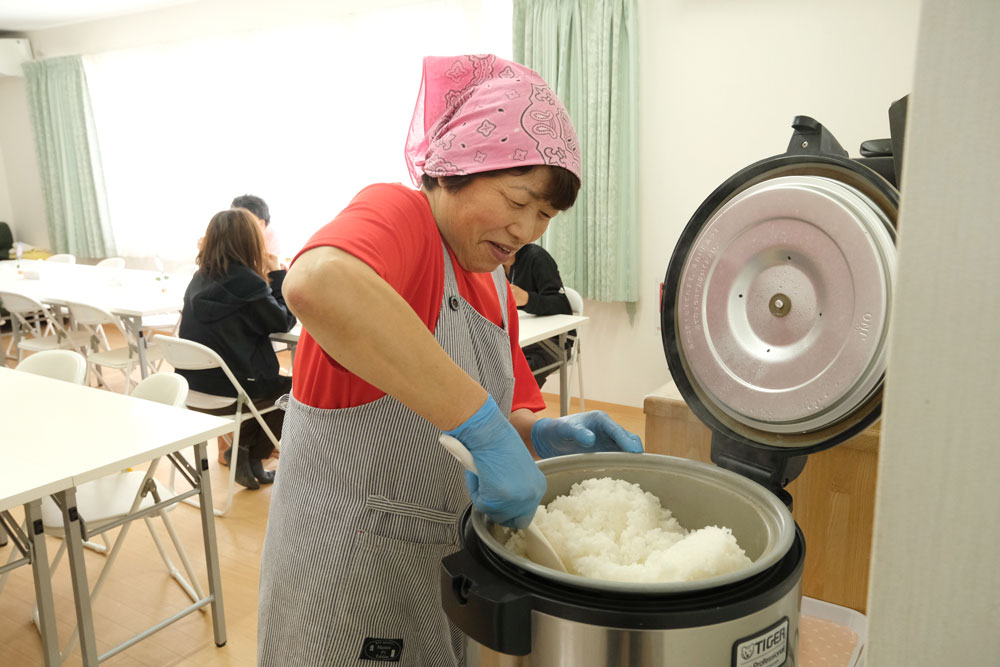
left=290, top=183, right=545, bottom=413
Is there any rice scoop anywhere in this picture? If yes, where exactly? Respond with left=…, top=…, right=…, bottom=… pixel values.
left=503, top=477, right=752, bottom=582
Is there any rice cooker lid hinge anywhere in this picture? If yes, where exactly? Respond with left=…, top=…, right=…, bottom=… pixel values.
left=709, top=432, right=808, bottom=509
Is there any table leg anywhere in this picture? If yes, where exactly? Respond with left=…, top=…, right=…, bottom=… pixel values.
left=23, top=500, right=61, bottom=666
left=7, top=311, right=22, bottom=364
left=193, top=441, right=227, bottom=646
left=558, top=332, right=569, bottom=416
left=56, top=487, right=99, bottom=665
left=121, top=315, right=151, bottom=379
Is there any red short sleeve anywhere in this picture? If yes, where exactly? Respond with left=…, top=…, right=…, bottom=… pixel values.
left=291, top=183, right=545, bottom=414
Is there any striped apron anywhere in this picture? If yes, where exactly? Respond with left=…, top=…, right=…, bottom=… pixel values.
left=258, top=243, right=514, bottom=666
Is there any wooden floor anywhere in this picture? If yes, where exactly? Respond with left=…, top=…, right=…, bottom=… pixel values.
left=0, top=328, right=644, bottom=666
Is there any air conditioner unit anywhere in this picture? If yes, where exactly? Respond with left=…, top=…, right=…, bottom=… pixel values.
left=0, top=38, right=34, bottom=78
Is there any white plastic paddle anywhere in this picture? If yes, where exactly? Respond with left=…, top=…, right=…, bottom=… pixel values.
left=439, top=434, right=568, bottom=573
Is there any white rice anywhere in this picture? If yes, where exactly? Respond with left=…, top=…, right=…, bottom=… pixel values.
left=504, top=477, right=752, bottom=582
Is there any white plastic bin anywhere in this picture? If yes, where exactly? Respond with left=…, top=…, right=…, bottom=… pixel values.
left=799, top=596, right=867, bottom=667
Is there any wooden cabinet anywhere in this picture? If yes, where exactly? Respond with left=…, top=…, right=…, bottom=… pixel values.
left=643, top=383, right=879, bottom=613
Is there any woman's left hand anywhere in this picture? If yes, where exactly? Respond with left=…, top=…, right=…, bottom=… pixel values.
left=510, top=283, right=529, bottom=307
left=530, top=411, right=644, bottom=459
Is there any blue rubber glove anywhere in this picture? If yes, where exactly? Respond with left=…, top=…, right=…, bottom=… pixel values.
left=444, top=395, right=546, bottom=530
left=531, top=411, right=644, bottom=459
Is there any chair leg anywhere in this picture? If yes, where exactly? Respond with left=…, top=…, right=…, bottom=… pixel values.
left=170, top=400, right=273, bottom=517
left=82, top=532, right=111, bottom=554
left=0, top=531, right=24, bottom=595
left=575, top=344, right=585, bottom=412
left=48, top=540, right=67, bottom=573
left=96, top=324, right=111, bottom=352
left=90, top=363, right=108, bottom=390
left=247, top=400, right=282, bottom=451
left=218, top=420, right=244, bottom=516
left=120, top=360, right=135, bottom=394
left=169, top=431, right=239, bottom=517
left=159, top=513, right=206, bottom=602
left=145, top=474, right=207, bottom=601
left=144, top=514, right=205, bottom=604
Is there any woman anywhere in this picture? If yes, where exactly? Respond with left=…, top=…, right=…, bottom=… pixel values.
left=504, top=242, right=575, bottom=387
left=177, top=208, right=296, bottom=489
left=258, top=55, right=642, bottom=666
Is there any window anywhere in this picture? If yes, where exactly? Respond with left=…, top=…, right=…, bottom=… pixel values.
left=84, top=0, right=512, bottom=263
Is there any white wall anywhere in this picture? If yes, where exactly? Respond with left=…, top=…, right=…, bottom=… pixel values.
left=0, top=76, right=47, bottom=248
left=0, top=136, right=11, bottom=223
left=581, top=0, right=921, bottom=406
left=0, top=0, right=922, bottom=406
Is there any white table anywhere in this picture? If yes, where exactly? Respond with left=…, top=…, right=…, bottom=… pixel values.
left=516, top=313, right=588, bottom=415
left=272, top=312, right=589, bottom=415
left=0, top=259, right=187, bottom=375
left=0, top=367, right=233, bottom=665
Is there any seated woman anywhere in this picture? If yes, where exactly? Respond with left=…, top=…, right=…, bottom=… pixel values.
left=503, top=243, right=574, bottom=387
left=177, top=208, right=297, bottom=489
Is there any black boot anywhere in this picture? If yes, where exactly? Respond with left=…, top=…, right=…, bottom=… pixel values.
left=249, top=458, right=276, bottom=484
left=233, top=446, right=260, bottom=490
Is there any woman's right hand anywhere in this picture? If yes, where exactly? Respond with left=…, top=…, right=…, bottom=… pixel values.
left=444, top=395, right=545, bottom=529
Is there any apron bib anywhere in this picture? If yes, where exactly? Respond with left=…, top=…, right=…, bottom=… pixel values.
left=258, top=243, right=513, bottom=666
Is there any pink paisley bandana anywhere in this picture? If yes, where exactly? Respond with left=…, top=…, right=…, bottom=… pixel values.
left=404, top=54, right=581, bottom=186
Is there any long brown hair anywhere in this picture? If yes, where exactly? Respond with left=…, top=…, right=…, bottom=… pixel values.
left=197, top=208, right=269, bottom=280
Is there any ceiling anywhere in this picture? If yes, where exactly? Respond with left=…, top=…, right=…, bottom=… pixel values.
left=0, top=0, right=200, bottom=31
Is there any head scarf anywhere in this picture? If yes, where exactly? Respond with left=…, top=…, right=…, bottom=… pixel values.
left=404, top=54, right=581, bottom=187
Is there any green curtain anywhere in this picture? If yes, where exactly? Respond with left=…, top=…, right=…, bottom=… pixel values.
left=513, top=0, right=639, bottom=302
left=23, top=56, right=116, bottom=257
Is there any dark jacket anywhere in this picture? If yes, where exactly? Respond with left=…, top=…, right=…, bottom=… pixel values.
left=507, top=243, right=572, bottom=316
left=177, top=263, right=296, bottom=399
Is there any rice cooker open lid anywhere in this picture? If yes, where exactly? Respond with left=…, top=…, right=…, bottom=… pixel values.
left=661, top=109, right=904, bottom=502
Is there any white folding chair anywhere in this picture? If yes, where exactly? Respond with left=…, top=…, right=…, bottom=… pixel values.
left=0, top=350, right=88, bottom=577
left=1, top=289, right=51, bottom=358
left=95, top=256, right=126, bottom=269
left=87, top=258, right=128, bottom=349
left=153, top=334, right=281, bottom=516
left=34, top=372, right=208, bottom=659
left=0, top=291, right=91, bottom=363
left=45, top=253, right=76, bottom=264
left=63, top=300, right=163, bottom=393
left=563, top=286, right=586, bottom=411
left=15, top=349, right=88, bottom=384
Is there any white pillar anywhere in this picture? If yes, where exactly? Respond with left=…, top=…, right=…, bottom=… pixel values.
left=867, top=1, right=1000, bottom=665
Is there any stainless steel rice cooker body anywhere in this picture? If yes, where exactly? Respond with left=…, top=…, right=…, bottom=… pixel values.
left=441, top=108, right=902, bottom=667
left=441, top=453, right=804, bottom=667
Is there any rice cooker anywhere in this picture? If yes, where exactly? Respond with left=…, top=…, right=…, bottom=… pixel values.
left=441, top=97, right=906, bottom=667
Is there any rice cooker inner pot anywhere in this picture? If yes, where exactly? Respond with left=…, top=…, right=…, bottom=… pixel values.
left=470, top=452, right=795, bottom=595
